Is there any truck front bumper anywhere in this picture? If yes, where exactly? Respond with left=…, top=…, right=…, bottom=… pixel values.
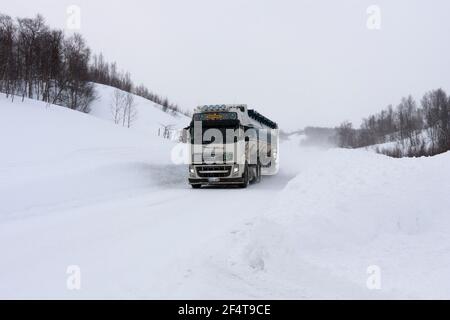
left=189, top=178, right=244, bottom=185
left=188, top=164, right=244, bottom=186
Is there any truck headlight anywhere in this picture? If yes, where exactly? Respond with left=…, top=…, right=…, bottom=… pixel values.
left=233, top=166, right=239, bottom=175
left=189, top=166, right=195, bottom=174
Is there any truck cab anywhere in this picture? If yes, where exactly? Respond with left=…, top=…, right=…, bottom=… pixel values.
left=187, top=105, right=279, bottom=188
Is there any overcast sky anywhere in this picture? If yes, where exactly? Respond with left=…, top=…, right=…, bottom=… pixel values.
left=3, top=0, right=450, bottom=130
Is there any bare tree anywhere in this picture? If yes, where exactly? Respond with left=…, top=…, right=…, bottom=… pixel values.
left=336, top=121, right=356, bottom=148
left=110, top=88, right=125, bottom=125
left=124, top=92, right=138, bottom=128
left=422, top=89, right=449, bottom=153
left=159, top=123, right=175, bottom=139
left=396, top=95, right=423, bottom=145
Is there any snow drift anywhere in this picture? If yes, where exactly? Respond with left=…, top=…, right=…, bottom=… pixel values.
left=219, top=146, right=450, bottom=299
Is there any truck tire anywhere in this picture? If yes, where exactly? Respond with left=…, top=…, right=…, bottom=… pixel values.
left=240, top=163, right=249, bottom=188
left=250, top=164, right=258, bottom=184
left=256, top=161, right=262, bottom=183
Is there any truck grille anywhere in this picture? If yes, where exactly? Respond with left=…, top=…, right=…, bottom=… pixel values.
left=197, top=166, right=232, bottom=178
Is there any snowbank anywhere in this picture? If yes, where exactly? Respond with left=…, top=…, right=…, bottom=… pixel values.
left=224, top=148, right=450, bottom=299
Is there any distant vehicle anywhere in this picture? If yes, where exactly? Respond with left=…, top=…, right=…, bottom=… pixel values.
left=185, top=105, right=279, bottom=188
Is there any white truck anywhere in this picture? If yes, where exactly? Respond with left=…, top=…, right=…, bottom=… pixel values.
left=186, top=104, right=279, bottom=188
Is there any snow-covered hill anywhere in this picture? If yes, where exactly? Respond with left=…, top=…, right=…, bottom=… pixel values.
left=1, top=90, right=450, bottom=299
left=89, top=84, right=189, bottom=138
left=0, top=88, right=189, bottom=221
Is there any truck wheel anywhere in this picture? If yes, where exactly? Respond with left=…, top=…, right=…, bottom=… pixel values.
left=250, top=165, right=258, bottom=184
left=240, top=163, right=249, bottom=188
left=256, top=161, right=262, bottom=183
left=191, top=184, right=202, bottom=189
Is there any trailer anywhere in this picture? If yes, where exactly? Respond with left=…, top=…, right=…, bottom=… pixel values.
left=186, top=104, right=279, bottom=188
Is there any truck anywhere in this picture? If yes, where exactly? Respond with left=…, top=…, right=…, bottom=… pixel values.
left=186, top=104, right=279, bottom=188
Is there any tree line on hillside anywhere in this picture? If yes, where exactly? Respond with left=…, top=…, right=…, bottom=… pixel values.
left=336, top=89, right=450, bottom=157
left=0, top=14, right=94, bottom=112
left=89, top=53, right=187, bottom=115
left=0, top=13, right=185, bottom=116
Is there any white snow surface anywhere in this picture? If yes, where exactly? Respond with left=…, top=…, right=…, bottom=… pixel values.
left=1, top=90, right=450, bottom=299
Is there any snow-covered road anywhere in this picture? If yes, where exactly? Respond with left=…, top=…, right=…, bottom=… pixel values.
left=0, top=161, right=294, bottom=299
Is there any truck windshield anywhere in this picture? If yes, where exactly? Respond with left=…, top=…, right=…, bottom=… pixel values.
left=191, top=125, right=240, bottom=145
